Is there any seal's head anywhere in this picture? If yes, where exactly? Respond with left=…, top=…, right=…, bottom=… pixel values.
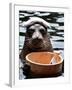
left=20, top=17, right=52, bottom=50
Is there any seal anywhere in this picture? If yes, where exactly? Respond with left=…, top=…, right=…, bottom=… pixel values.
left=19, top=17, right=53, bottom=76
left=19, top=17, right=53, bottom=62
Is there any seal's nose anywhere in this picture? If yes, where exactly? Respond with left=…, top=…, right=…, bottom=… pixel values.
left=32, top=38, right=43, bottom=45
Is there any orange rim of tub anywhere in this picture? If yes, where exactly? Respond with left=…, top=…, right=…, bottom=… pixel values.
left=26, top=52, right=63, bottom=66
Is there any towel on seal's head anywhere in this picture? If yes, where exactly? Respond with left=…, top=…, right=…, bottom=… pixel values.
left=20, top=17, right=51, bottom=29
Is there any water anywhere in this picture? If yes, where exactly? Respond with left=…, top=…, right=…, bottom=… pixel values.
left=19, top=11, right=64, bottom=79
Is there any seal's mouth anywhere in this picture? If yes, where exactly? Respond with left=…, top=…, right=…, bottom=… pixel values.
left=34, top=47, right=42, bottom=49
left=30, top=46, right=42, bottom=51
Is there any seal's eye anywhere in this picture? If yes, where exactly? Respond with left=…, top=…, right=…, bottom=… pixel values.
left=27, top=29, right=35, bottom=37
left=39, top=29, right=46, bottom=35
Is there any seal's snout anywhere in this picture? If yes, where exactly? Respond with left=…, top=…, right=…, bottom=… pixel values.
left=32, top=28, right=43, bottom=40
left=32, top=38, right=43, bottom=45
